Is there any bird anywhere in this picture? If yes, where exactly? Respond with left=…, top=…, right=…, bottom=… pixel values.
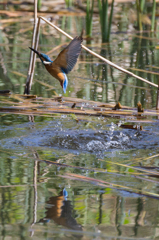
left=29, top=36, right=83, bottom=94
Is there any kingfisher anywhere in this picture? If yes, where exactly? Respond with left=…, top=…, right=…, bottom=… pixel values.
left=29, top=36, right=83, bottom=94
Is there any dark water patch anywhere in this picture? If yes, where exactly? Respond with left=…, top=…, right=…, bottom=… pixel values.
left=1, top=119, right=159, bottom=155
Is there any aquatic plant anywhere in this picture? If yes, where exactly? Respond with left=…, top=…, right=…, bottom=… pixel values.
left=136, top=0, right=156, bottom=31
left=65, top=0, right=73, bottom=8
left=136, top=0, right=143, bottom=31
left=86, top=0, right=94, bottom=44
left=37, top=0, right=41, bottom=11
left=98, top=0, right=114, bottom=43
left=151, top=0, right=156, bottom=31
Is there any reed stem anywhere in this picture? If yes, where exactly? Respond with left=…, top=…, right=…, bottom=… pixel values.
left=107, top=0, right=114, bottom=42
left=24, top=0, right=39, bottom=95
left=86, top=0, right=94, bottom=42
left=37, top=0, right=41, bottom=11
left=156, top=77, right=159, bottom=110
left=136, top=0, right=143, bottom=31
left=151, top=0, right=156, bottom=31
left=98, top=0, right=114, bottom=42
left=24, top=18, right=40, bottom=94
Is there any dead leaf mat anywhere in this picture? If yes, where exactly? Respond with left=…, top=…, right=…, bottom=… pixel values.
left=0, top=94, right=158, bottom=124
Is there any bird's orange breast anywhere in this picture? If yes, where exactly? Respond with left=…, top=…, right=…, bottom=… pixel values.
left=44, top=64, right=65, bottom=84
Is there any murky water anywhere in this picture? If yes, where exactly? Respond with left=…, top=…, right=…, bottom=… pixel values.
left=1, top=10, right=159, bottom=240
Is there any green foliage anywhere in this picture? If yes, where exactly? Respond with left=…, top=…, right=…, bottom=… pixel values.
left=151, top=0, right=156, bottom=31
left=65, top=0, right=73, bottom=8
left=136, top=0, right=156, bottom=31
left=37, top=0, right=41, bottom=11
left=98, top=0, right=114, bottom=42
left=136, top=0, right=143, bottom=31
left=86, top=0, right=94, bottom=43
left=124, top=219, right=130, bottom=224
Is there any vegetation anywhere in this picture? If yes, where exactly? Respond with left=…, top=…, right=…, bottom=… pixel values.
left=136, top=0, right=156, bottom=31
left=65, top=0, right=73, bottom=8
left=37, top=0, right=41, bottom=11
left=98, top=0, right=114, bottom=42
left=86, top=0, right=94, bottom=43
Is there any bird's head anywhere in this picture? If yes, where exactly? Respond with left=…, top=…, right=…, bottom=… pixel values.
left=29, top=47, right=53, bottom=65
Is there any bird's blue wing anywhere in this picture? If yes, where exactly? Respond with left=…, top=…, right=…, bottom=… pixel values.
left=53, top=36, right=83, bottom=74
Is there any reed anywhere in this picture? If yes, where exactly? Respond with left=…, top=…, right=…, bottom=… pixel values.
left=98, top=0, right=114, bottom=43
left=37, top=0, right=41, bottom=11
left=151, top=0, right=156, bottom=31
left=136, top=0, right=156, bottom=32
left=136, top=0, right=143, bottom=31
left=24, top=0, right=38, bottom=95
left=24, top=18, right=40, bottom=94
left=86, top=0, right=94, bottom=44
left=65, top=0, right=73, bottom=8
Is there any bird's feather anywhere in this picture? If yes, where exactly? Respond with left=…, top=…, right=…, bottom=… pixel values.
left=45, top=64, right=65, bottom=83
left=53, top=36, right=83, bottom=74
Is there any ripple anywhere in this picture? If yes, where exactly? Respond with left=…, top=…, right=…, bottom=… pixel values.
left=1, top=121, right=159, bottom=154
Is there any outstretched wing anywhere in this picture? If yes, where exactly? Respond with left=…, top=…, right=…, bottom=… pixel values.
left=53, top=36, right=83, bottom=74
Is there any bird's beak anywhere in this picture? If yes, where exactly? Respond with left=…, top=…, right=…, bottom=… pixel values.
left=29, top=47, right=40, bottom=56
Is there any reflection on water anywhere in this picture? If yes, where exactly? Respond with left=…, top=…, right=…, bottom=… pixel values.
left=0, top=144, right=159, bottom=240
left=0, top=114, right=159, bottom=239
left=38, top=188, right=83, bottom=238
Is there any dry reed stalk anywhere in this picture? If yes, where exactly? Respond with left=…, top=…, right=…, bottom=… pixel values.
left=24, top=0, right=39, bottom=95
left=98, top=159, right=159, bottom=176
left=156, top=78, right=159, bottom=110
left=129, top=67, right=159, bottom=75
left=146, top=65, right=159, bottom=70
left=24, top=18, right=40, bottom=94
left=29, top=17, right=41, bottom=82
left=61, top=173, right=159, bottom=199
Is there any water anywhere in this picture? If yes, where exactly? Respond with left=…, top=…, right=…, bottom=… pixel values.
left=0, top=11, right=159, bottom=240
